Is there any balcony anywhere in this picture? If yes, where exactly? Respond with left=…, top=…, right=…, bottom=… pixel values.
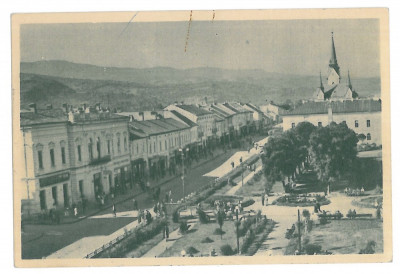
left=89, top=155, right=111, bottom=166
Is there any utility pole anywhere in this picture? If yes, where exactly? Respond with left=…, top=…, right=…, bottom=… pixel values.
left=236, top=208, right=240, bottom=254
left=297, top=209, right=302, bottom=254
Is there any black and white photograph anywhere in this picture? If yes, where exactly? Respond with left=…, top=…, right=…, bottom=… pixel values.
left=11, top=8, right=391, bottom=267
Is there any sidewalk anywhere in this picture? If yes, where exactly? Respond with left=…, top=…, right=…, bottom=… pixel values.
left=46, top=209, right=155, bottom=258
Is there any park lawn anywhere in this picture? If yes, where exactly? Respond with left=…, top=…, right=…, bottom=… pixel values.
left=285, top=219, right=383, bottom=255
left=159, top=220, right=242, bottom=257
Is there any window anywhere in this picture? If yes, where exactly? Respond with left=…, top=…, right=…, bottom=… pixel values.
left=159, top=141, right=162, bottom=151
left=355, top=120, right=359, bottom=128
left=149, top=143, right=152, bottom=154
left=124, top=136, right=128, bottom=152
left=367, top=120, right=371, bottom=127
left=38, top=150, right=43, bottom=169
left=40, top=190, right=46, bottom=210
left=165, top=140, right=167, bottom=150
left=318, top=122, right=322, bottom=127
left=96, top=138, right=101, bottom=159
left=367, top=133, right=371, bottom=140
left=52, top=186, right=58, bottom=205
left=79, top=180, right=84, bottom=197
left=153, top=142, right=156, bottom=152
left=291, top=123, right=295, bottom=129
left=117, top=137, right=121, bottom=153
left=50, top=148, right=55, bottom=167
left=88, top=139, right=93, bottom=160
left=61, top=147, right=66, bottom=164
left=107, top=140, right=111, bottom=155
left=77, top=145, right=82, bottom=161
left=136, top=144, right=139, bottom=154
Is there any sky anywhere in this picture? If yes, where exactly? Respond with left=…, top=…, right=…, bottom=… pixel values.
left=20, top=19, right=380, bottom=77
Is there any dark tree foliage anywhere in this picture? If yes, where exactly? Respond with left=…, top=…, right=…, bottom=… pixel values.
left=309, top=122, right=358, bottom=187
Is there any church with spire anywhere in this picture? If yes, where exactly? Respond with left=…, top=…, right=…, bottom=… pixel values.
left=313, top=32, right=359, bottom=101
left=281, top=32, right=381, bottom=145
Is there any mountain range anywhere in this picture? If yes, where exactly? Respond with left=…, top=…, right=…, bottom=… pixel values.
left=19, top=60, right=381, bottom=112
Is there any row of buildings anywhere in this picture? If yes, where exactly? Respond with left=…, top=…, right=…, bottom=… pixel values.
left=19, top=101, right=270, bottom=215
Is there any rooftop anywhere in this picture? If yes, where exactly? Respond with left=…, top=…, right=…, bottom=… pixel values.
left=169, top=110, right=198, bottom=127
left=176, top=104, right=213, bottom=116
left=282, top=99, right=381, bottom=116
left=129, top=118, right=190, bottom=139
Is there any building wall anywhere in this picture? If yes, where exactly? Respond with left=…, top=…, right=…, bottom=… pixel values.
left=282, top=111, right=381, bottom=145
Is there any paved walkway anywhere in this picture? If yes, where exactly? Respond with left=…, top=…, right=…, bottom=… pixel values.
left=203, top=137, right=267, bottom=178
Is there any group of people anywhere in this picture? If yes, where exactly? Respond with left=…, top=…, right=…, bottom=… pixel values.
left=213, top=200, right=243, bottom=220
left=137, top=209, right=153, bottom=225
left=344, top=187, right=365, bottom=196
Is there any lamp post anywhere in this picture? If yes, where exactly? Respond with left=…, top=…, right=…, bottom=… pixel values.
left=179, top=147, right=189, bottom=202
left=297, top=208, right=302, bottom=254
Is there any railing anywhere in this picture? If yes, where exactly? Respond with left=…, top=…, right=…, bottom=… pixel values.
left=89, top=155, right=111, bottom=166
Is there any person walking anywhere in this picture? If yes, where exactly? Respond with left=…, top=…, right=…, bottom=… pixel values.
left=112, top=203, right=117, bottom=217
left=261, top=193, right=265, bottom=206
left=133, top=199, right=138, bottom=211
left=265, top=195, right=268, bottom=206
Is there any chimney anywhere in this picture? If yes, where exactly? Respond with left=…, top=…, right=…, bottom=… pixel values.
left=28, top=103, right=37, bottom=114
left=139, top=112, right=144, bottom=121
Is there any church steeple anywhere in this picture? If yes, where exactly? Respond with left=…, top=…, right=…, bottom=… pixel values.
left=347, top=70, right=353, bottom=90
left=329, top=32, right=340, bottom=76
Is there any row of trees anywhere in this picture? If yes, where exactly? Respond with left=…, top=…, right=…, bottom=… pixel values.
left=262, top=121, right=360, bottom=192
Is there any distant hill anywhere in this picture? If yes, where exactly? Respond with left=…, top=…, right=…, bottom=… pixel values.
left=19, top=60, right=381, bottom=112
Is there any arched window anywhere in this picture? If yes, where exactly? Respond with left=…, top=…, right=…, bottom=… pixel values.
left=88, top=138, right=93, bottom=160
left=96, top=137, right=101, bottom=159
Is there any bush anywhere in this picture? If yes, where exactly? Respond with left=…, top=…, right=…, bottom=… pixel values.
left=179, top=221, right=189, bottom=234
left=241, top=229, right=255, bottom=253
left=241, top=198, right=255, bottom=208
left=186, top=246, right=199, bottom=255
left=302, top=209, right=310, bottom=219
left=98, top=217, right=167, bottom=258
left=359, top=241, right=376, bottom=254
left=213, top=228, right=225, bottom=236
left=197, top=208, right=210, bottom=224
left=319, top=217, right=328, bottom=225
left=220, top=244, right=235, bottom=256
left=172, top=210, right=180, bottom=223
left=304, top=243, right=322, bottom=255
left=201, top=237, right=214, bottom=243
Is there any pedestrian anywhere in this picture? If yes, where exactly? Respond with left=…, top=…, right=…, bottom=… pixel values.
left=133, top=199, right=138, bottom=211
left=261, top=193, right=265, bottom=206
left=138, top=210, right=142, bottom=224
left=361, top=186, right=365, bottom=195
left=165, top=224, right=170, bottom=241
left=74, top=206, right=78, bottom=217
left=316, top=202, right=321, bottom=213
left=112, top=203, right=117, bottom=217
left=265, top=195, right=268, bottom=206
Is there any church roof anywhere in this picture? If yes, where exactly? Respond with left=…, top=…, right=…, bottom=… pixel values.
left=282, top=99, right=381, bottom=116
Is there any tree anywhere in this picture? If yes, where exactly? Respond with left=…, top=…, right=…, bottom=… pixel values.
left=357, top=133, right=366, bottom=143
left=309, top=122, right=358, bottom=192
